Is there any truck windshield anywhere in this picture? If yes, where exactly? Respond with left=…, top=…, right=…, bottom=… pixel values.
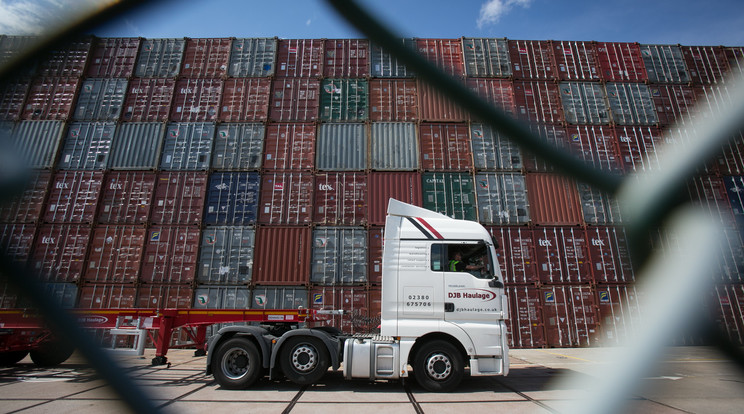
left=431, top=242, right=494, bottom=279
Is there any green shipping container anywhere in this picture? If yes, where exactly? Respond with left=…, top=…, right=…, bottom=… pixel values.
left=422, top=172, right=477, bottom=221
left=320, top=79, right=368, bottom=121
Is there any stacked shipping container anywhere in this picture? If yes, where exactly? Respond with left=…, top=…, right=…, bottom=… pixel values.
left=0, top=34, right=743, bottom=347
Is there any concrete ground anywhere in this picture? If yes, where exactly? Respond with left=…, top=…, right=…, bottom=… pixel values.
left=0, top=346, right=742, bottom=413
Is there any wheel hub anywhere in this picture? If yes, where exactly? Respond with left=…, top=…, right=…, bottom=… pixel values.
left=291, top=345, right=317, bottom=372
left=222, top=347, right=250, bottom=380
left=426, top=353, right=452, bottom=380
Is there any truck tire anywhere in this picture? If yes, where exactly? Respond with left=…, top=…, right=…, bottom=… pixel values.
left=0, top=350, right=28, bottom=366
left=413, top=340, right=464, bottom=392
left=280, top=336, right=329, bottom=385
left=29, top=339, right=74, bottom=367
left=211, top=337, right=262, bottom=389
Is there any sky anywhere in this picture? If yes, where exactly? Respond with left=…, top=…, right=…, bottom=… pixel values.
left=0, top=0, right=743, bottom=46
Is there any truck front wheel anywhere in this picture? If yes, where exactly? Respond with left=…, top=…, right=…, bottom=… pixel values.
left=30, top=339, right=74, bottom=367
left=212, top=337, right=262, bottom=389
left=280, top=336, right=329, bottom=385
left=413, top=340, right=464, bottom=392
left=0, top=350, right=28, bottom=366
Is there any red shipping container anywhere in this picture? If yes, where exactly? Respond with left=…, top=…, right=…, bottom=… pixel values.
left=263, top=123, right=316, bottom=171
left=84, top=225, right=146, bottom=283
left=595, top=42, right=647, bottom=82
left=369, top=79, right=417, bottom=122
left=513, top=81, right=564, bottom=124
left=566, top=125, right=623, bottom=173
left=505, top=285, right=546, bottom=348
left=586, top=226, right=634, bottom=283
left=276, top=39, right=324, bottom=78
left=98, top=171, right=156, bottom=224
left=170, top=78, right=222, bottom=122
left=22, top=77, right=79, bottom=120
left=270, top=78, right=320, bottom=122
left=86, top=37, right=140, bottom=78
left=137, top=285, right=193, bottom=309
left=650, top=85, right=696, bottom=126
left=415, top=39, right=464, bottom=77
left=141, top=226, right=200, bottom=284
left=121, top=78, right=175, bottom=122
left=180, top=38, right=231, bottom=78
left=368, top=226, right=384, bottom=285
left=725, top=47, right=744, bottom=76
left=417, top=80, right=468, bottom=122
left=31, top=224, right=91, bottom=282
left=0, top=78, right=30, bottom=121
left=368, top=172, right=423, bottom=225
left=716, top=132, right=744, bottom=176
left=259, top=173, right=314, bottom=225
left=508, top=40, right=558, bottom=80
left=36, top=38, right=92, bottom=77
left=466, top=78, right=515, bottom=117
left=553, top=40, right=600, bottom=81
left=486, top=226, right=538, bottom=284
left=615, top=126, right=664, bottom=173
left=0, top=171, right=51, bottom=223
left=682, top=46, right=730, bottom=85
left=219, top=78, right=271, bottom=122
left=253, top=226, right=312, bottom=285
left=541, top=285, right=600, bottom=347
left=533, top=227, right=591, bottom=284
left=711, top=284, right=744, bottom=344
left=150, top=172, right=207, bottom=225
left=0, top=223, right=35, bottom=264
left=688, top=175, right=735, bottom=226
left=419, top=123, right=472, bottom=171
left=595, top=284, right=645, bottom=346
left=369, top=287, right=382, bottom=324
left=523, top=124, right=571, bottom=173
left=310, top=286, right=371, bottom=334
left=44, top=171, right=103, bottom=224
left=526, top=174, right=583, bottom=226
left=324, top=39, right=369, bottom=78
left=78, top=284, right=136, bottom=309
left=314, top=172, right=367, bottom=225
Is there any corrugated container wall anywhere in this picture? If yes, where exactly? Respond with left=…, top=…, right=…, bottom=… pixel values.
left=565, top=125, right=622, bottom=173
left=0, top=171, right=50, bottom=223
left=35, top=37, right=91, bottom=77
left=688, top=175, right=736, bottom=226
left=605, top=82, right=658, bottom=125
left=415, top=38, right=464, bottom=77
left=470, top=123, right=523, bottom=171
left=121, top=78, right=174, bottom=122
left=170, top=78, right=222, bottom=122
left=505, top=286, right=545, bottom=348
left=135, top=38, right=185, bottom=78
left=560, top=82, right=610, bottom=125
left=264, top=123, right=315, bottom=171
left=324, top=39, right=369, bottom=78
left=84, top=225, right=145, bottom=283
left=314, top=172, right=367, bottom=225
left=533, top=227, right=592, bottom=284
left=0, top=78, right=29, bottom=121
left=1, top=223, right=35, bottom=264
left=320, top=79, right=368, bottom=121
left=466, top=78, right=516, bottom=118
left=682, top=46, right=729, bottom=85
left=73, top=78, right=127, bottom=121
left=0, top=36, right=38, bottom=66
left=367, top=226, right=384, bottom=285
left=595, top=42, right=647, bottom=82
left=78, top=284, right=136, bottom=309
left=368, top=172, right=422, bottom=225
left=595, top=284, right=644, bottom=345
left=219, top=78, right=271, bottom=122
left=160, top=122, right=214, bottom=170
left=522, top=124, right=569, bottom=172
left=150, top=172, right=207, bottom=225
left=276, top=39, right=323, bottom=78
left=86, top=37, right=140, bottom=78
left=253, top=227, right=312, bottom=285
left=710, top=285, right=744, bottom=344
left=98, top=171, right=156, bottom=224
left=44, top=171, right=102, bottom=223
left=616, top=126, right=664, bottom=173
left=180, top=38, right=230, bottom=78
left=316, top=123, right=367, bottom=171
left=228, top=38, right=277, bottom=77
left=370, top=122, right=418, bottom=170
left=198, top=226, right=255, bottom=284
left=369, top=79, right=417, bottom=121
left=204, top=172, right=260, bottom=225
left=650, top=84, right=696, bottom=126
left=525, top=174, right=583, bottom=225
left=474, top=173, right=529, bottom=224
left=513, top=81, right=564, bottom=124
left=141, top=226, right=200, bottom=284
left=541, top=285, right=600, bottom=347
left=417, top=81, right=468, bottom=121
left=640, top=44, right=690, bottom=84
left=57, top=122, right=114, bottom=170
left=724, top=176, right=744, bottom=229
left=138, top=285, right=192, bottom=309
left=31, top=224, right=91, bottom=282
left=270, top=78, right=320, bottom=122
left=419, top=123, right=472, bottom=171
left=553, top=40, right=600, bottom=81
left=508, top=40, right=557, bottom=80
left=110, top=122, right=165, bottom=169
left=311, top=227, right=367, bottom=284
left=462, top=37, right=511, bottom=78
left=22, top=77, right=79, bottom=120
left=310, top=286, right=372, bottom=334
left=487, top=226, right=538, bottom=284
left=259, top=172, right=314, bottom=225
left=212, top=123, right=264, bottom=170
left=369, top=38, right=415, bottom=78
left=194, top=286, right=250, bottom=309
left=422, top=172, right=477, bottom=221
left=586, top=226, right=634, bottom=283
left=253, top=287, right=308, bottom=309
left=577, top=182, right=623, bottom=225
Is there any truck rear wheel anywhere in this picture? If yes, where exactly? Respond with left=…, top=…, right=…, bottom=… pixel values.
left=413, top=340, right=464, bottom=392
left=280, top=336, right=329, bottom=385
left=0, top=350, right=28, bottom=366
left=212, top=337, right=262, bottom=389
left=30, top=339, right=74, bottom=367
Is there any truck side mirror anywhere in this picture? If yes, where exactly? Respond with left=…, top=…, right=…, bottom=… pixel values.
left=488, top=279, right=503, bottom=288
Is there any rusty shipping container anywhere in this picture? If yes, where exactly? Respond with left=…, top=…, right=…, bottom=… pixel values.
left=370, top=122, right=418, bottom=171
left=650, top=84, right=696, bottom=126
left=508, top=40, right=557, bottom=80
left=57, top=122, right=115, bottom=170
left=466, top=78, right=516, bottom=118
left=417, top=81, right=468, bottom=122
left=311, top=227, right=367, bottom=285
left=368, top=172, right=422, bottom=225
left=264, top=123, right=315, bottom=171
left=369, top=79, right=417, bottom=121
left=725, top=175, right=744, bottom=230
left=110, top=122, right=165, bottom=170
left=523, top=124, right=570, bottom=173
left=44, top=171, right=103, bottom=223
left=369, top=38, right=416, bottom=78
left=259, top=172, right=314, bottom=225
left=595, top=284, right=644, bottom=346
left=504, top=285, right=545, bottom=348
left=194, top=286, right=250, bottom=309
left=310, top=286, right=373, bottom=334
left=320, top=78, right=368, bottom=122
left=198, top=226, right=255, bottom=285
left=86, top=37, right=140, bottom=78
left=725, top=47, right=744, bottom=76
left=462, top=37, right=511, bottom=78
left=422, top=172, right=477, bottom=221
left=22, top=77, right=79, bottom=120
left=605, top=82, right=658, bottom=125
left=560, top=82, right=610, bottom=125
left=553, top=40, right=600, bottom=81
left=150, top=172, right=207, bottom=225
left=276, top=39, right=323, bottom=78
left=487, top=226, right=538, bottom=284
left=252, top=227, right=312, bottom=286
left=640, top=44, right=690, bottom=84
left=31, top=224, right=91, bottom=282
left=0, top=171, right=50, bottom=223
left=0, top=78, right=29, bottom=121
left=577, top=182, right=623, bottom=225
left=415, top=38, right=464, bottom=77
left=367, top=226, right=384, bottom=285
left=688, top=175, right=736, bottom=226
left=135, top=38, right=185, bottom=78
left=180, top=38, right=231, bottom=78
left=717, top=132, right=744, bottom=176
left=711, top=284, right=744, bottom=344
left=137, top=285, right=192, bottom=309
left=98, top=171, right=156, bottom=224
left=475, top=173, right=529, bottom=225
left=141, top=226, right=200, bottom=284
left=716, top=228, right=744, bottom=283
left=565, top=125, right=623, bottom=173
left=73, top=78, right=127, bottom=121
left=78, top=284, right=136, bottom=309
left=0, top=223, right=35, bottom=264
left=586, top=226, right=634, bottom=283
left=228, top=38, right=277, bottom=77
left=314, top=172, right=367, bottom=225
left=541, top=285, right=600, bottom=347
left=316, top=123, right=367, bottom=171
left=35, top=37, right=91, bottom=77
left=324, top=39, right=369, bottom=78
left=526, top=174, right=583, bottom=226
left=419, top=123, right=472, bottom=171
left=170, top=78, right=222, bottom=122
left=470, top=123, right=523, bottom=171
left=212, top=123, right=264, bottom=170
left=204, top=172, right=260, bottom=225
left=270, top=78, right=320, bottom=122
left=121, top=78, right=175, bottom=122
left=513, top=81, right=564, bottom=124
left=84, top=225, right=146, bottom=283
left=595, top=42, right=647, bottom=82
left=615, top=126, right=664, bottom=173
left=219, top=78, right=271, bottom=122
left=160, top=122, right=214, bottom=170
left=533, top=227, right=592, bottom=284
left=682, top=46, right=730, bottom=85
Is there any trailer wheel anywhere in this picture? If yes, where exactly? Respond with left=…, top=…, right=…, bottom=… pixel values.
left=211, top=337, right=262, bottom=389
left=413, top=340, right=464, bottom=392
left=280, top=336, right=329, bottom=385
left=0, top=350, right=28, bottom=366
left=30, top=339, right=74, bottom=367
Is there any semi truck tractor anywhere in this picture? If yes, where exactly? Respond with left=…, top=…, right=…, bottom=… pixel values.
left=206, top=199, right=510, bottom=391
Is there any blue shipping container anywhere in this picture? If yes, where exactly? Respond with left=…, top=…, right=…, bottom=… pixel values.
left=205, top=172, right=260, bottom=225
